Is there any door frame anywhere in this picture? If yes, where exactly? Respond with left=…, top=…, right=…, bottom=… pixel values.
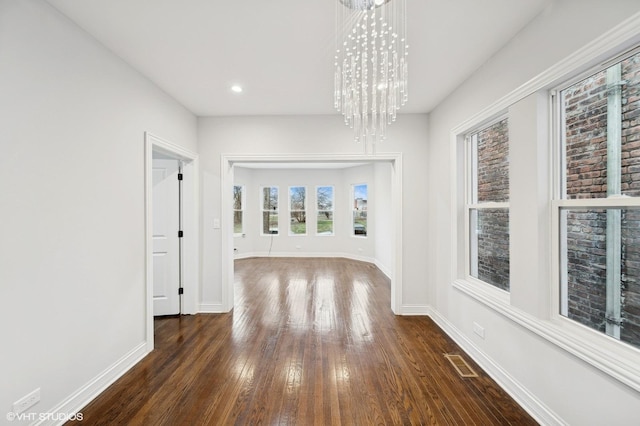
left=145, top=132, right=199, bottom=351
left=221, top=153, right=403, bottom=314
left=150, top=158, right=181, bottom=316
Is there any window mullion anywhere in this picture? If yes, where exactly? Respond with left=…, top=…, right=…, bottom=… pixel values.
left=555, top=198, right=640, bottom=208
left=468, top=202, right=510, bottom=210
left=470, top=134, right=478, bottom=204
left=605, top=63, right=624, bottom=339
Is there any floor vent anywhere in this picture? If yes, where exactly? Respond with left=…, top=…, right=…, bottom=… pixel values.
left=444, top=354, right=478, bottom=378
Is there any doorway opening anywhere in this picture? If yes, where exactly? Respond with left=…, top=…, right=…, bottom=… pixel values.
left=145, top=132, right=199, bottom=351
left=221, top=154, right=403, bottom=314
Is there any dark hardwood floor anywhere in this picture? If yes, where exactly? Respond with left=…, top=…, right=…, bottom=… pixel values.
left=71, top=257, right=537, bottom=425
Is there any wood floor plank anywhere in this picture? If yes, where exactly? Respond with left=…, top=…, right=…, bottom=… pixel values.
left=70, top=257, right=537, bottom=425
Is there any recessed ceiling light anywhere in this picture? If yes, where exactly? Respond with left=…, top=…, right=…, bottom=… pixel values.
left=230, top=85, right=243, bottom=93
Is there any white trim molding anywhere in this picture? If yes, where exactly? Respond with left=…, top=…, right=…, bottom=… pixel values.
left=144, top=132, right=200, bottom=351
left=199, top=303, right=226, bottom=314
left=452, top=279, right=640, bottom=392
left=450, top=12, right=640, bottom=139
left=374, top=259, right=392, bottom=280
left=35, top=343, right=149, bottom=426
left=427, top=307, right=564, bottom=426
left=447, top=11, right=640, bottom=394
left=234, top=252, right=376, bottom=263
left=399, top=304, right=430, bottom=316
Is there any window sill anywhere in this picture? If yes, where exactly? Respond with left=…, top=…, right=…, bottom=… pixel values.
left=452, top=278, right=640, bottom=392
left=454, top=277, right=510, bottom=306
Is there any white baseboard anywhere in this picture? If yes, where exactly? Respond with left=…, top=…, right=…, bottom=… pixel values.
left=374, top=260, right=392, bottom=279
left=234, top=252, right=376, bottom=264
left=36, top=342, right=149, bottom=426
left=339, top=253, right=376, bottom=264
left=234, top=252, right=258, bottom=260
left=198, top=303, right=225, bottom=313
left=399, top=304, right=430, bottom=315
left=426, top=307, right=564, bottom=426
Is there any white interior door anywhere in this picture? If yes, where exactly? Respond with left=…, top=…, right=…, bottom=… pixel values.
left=152, top=158, right=180, bottom=315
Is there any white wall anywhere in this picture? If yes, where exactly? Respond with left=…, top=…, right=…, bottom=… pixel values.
left=233, top=166, right=380, bottom=261
left=0, top=0, right=196, bottom=421
left=198, top=114, right=428, bottom=311
left=373, top=162, right=393, bottom=277
left=427, top=1, right=640, bottom=424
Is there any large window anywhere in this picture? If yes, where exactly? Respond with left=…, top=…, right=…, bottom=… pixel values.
left=316, top=186, right=334, bottom=236
left=289, top=186, right=307, bottom=235
left=261, top=186, right=279, bottom=235
left=556, top=48, right=640, bottom=349
left=352, top=184, right=368, bottom=237
left=466, top=118, right=510, bottom=291
left=233, top=185, right=244, bottom=235
left=452, top=37, right=640, bottom=393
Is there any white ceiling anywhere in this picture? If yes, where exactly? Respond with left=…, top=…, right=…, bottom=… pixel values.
left=46, top=0, right=550, bottom=117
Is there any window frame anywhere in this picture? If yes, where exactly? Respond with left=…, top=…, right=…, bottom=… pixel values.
left=233, top=184, right=245, bottom=236
left=288, top=185, right=307, bottom=236
left=316, top=185, right=335, bottom=237
left=260, top=185, right=279, bottom=236
left=550, top=47, right=640, bottom=352
left=450, top=29, right=640, bottom=392
left=463, top=114, right=511, bottom=295
left=351, top=183, right=368, bottom=238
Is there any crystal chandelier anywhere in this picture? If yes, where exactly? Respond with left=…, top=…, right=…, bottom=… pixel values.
left=334, top=0, right=408, bottom=147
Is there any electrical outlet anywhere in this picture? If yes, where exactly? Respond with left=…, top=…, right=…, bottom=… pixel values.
left=473, top=322, right=485, bottom=339
left=12, top=388, right=40, bottom=414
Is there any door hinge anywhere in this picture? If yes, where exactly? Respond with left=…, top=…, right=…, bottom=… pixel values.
left=178, top=173, right=183, bottom=181
left=178, top=287, right=184, bottom=295
left=178, top=230, right=184, bottom=238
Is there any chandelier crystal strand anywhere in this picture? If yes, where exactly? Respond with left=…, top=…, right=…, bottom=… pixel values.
left=361, top=14, right=368, bottom=147
left=335, top=0, right=408, bottom=148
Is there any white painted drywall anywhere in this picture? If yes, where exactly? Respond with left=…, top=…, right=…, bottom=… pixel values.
left=0, top=0, right=196, bottom=419
left=374, top=162, right=393, bottom=277
left=198, top=114, right=429, bottom=310
left=427, top=1, right=640, bottom=424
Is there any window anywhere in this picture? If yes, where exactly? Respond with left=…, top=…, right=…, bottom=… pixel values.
left=555, top=48, right=640, bottom=349
left=233, top=185, right=244, bottom=235
left=289, top=186, right=306, bottom=235
left=450, top=35, right=640, bottom=392
left=352, top=184, right=368, bottom=237
left=261, top=186, right=279, bottom=235
left=316, top=186, right=334, bottom=236
left=466, top=118, right=510, bottom=291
